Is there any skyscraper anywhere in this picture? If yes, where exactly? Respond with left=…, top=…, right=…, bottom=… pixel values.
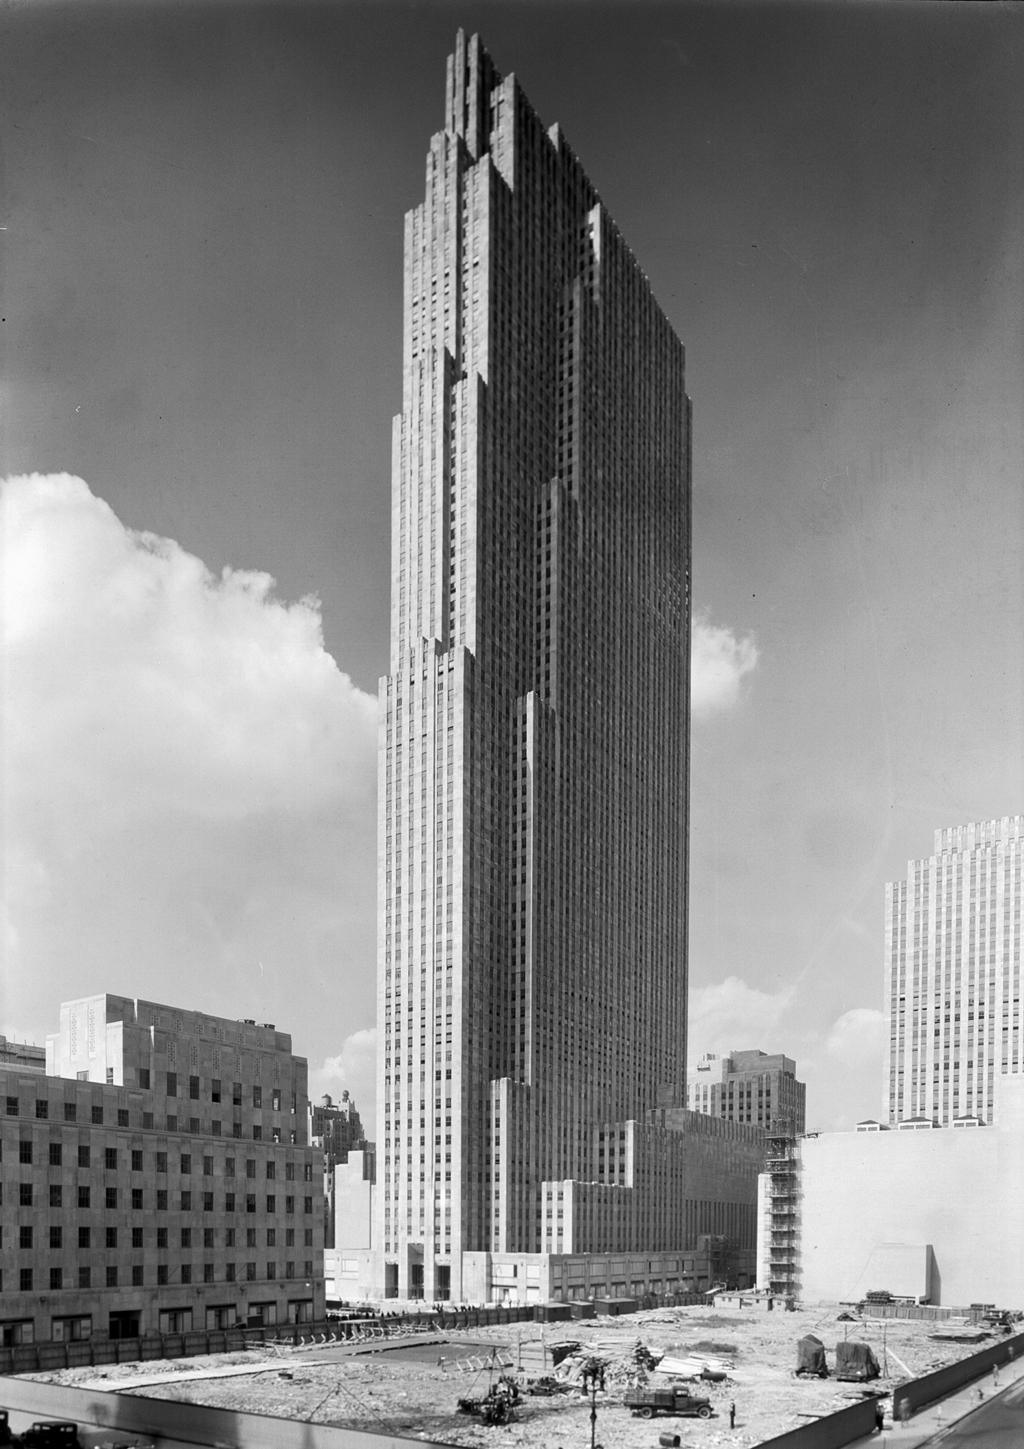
left=884, top=815, right=1024, bottom=1126
left=375, top=32, right=737, bottom=1304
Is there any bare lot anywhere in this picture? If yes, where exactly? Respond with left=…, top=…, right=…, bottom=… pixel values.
left=28, top=1305, right=994, bottom=1447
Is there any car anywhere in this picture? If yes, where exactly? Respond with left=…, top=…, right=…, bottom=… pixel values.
left=623, top=1386, right=714, bottom=1419
left=17, top=1423, right=82, bottom=1449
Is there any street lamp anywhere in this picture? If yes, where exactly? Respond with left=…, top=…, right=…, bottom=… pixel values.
left=580, top=1355, right=608, bottom=1449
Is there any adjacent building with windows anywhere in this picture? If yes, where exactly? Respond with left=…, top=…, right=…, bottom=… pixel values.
left=307, top=1091, right=367, bottom=1247
left=372, top=30, right=763, bottom=1304
left=0, top=995, right=324, bottom=1349
left=885, top=815, right=1024, bottom=1126
left=687, top=1050, right=806, bottom=1133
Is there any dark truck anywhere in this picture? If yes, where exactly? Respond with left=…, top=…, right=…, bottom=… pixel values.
left=624, top=1386, right=714, bottom=1419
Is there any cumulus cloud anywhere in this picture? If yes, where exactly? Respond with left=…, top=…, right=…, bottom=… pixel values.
left=691, top=610, right=758, bottom=717
left=688, top=975, right=790, bottom=1060
left=310, top=1028, right=378, bottom=1121
left=1, top=473, right=378, bottom=1066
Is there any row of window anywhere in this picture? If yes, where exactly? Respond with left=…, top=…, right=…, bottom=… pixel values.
left=5, top=1083, right=295, bottom=1120
left=2, top=1262, right=316, bottom=1293
left=7, top=1223, right=314, bottom=1249
left=3, top=1184, right=314, bottom=1213
left=3, top=1142, right=312, bottom=1176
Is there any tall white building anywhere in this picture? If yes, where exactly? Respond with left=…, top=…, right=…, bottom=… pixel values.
left=884, top=815, right=1024, bottom=1125
left=375, top=30, right=714, bottom=1304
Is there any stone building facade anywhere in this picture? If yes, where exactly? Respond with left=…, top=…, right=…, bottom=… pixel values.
left=0, top=996, right=324, bottom=1347
left=376, top=27, right=698, bottom=1305
left=885, top=815, right=1023, bottom=1126
left=688, top=1050, right=806, bottom=1133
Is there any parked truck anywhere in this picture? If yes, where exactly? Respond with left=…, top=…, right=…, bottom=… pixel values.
left=623, top=1386, right=714, bottom=1419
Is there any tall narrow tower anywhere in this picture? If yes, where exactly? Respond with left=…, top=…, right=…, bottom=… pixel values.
left=885, top=816, right=1024, bottom=1126
left=376, top=31, right=691, bottom=1302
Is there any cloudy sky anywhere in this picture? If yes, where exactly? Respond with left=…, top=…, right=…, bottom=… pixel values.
left=3, top=1, right=1022, bottom=1132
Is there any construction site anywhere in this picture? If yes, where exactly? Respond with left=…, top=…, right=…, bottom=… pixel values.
left=19, top=1300, right=1022, bottom=1448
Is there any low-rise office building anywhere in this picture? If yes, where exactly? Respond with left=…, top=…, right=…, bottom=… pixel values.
left=688, top=1050, right=806, bottom=1133
left=1, top=995, right=324, bottom=1348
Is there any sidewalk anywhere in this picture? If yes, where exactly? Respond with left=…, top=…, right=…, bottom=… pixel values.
left=853, top=1348, right=1024, bottom=1447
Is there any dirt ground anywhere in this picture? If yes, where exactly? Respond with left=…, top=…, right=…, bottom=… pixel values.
left=26, top=1305, right=997, bottom=1448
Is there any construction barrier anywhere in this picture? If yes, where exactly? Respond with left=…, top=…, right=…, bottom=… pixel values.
left=892, top=1328, right=1024, bottom=1421
left=752, top=1398, right=880, bottom=1449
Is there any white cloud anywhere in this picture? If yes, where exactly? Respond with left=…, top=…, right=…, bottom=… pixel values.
left=310, top=1029, right=378, bottom=1122
left=1, top=473, right=378, bottom=1065
left=688, top=975, right=790, bottom=1060
left=691, top=611, right=758, bottom=717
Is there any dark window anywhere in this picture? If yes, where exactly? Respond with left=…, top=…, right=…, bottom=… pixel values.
left=180, top=1264, right=192, bottom=1285
left=225, top=1192, right=236, bottom=1212
left=138, top=1068, right=150, bottom=1089
left=203, top=1192, right=214, bottom=1211
left=132, top=1265, right=144, bottom=1286
left=156, top=1151, right=167, bottom=1172
left=21, top=1269, right=33, bottom=1291
left=105, top=1148, right=118, bottom=1170
left=157, top=1265, right=168, bottom=1285
left=19, top=1140, right=32, bottom=1164
left=131, top=1150, right=143, bottom=1171
left=180, top=1190, right=192, bottom=1210
left=211, top=1079, right=222, bottom=1103
left=20, top=1183, right=33, bottom=1206
left=49, top=1142, right=62, bottom=1166
left=189, top=1076, right=200, bottom=1100
left=180, top=1154, right=191, bottom=1174
left=246, top=1159, right=256, bottom=1179
left=78, top=1186, right=90, bottom=1209
left=266, top=1195, right=276, bottom=1213
left=78, top=1145, right=89, bottom=1167
left=131, top=1189, right=144, bottom=1210
left=49, top=1226, right=62, bottom=1249
left=35, top=1099, right=48, bottom=1119
left=117, top=1109, right=129, bottom=1127
left=5, top=1096, right=18, bottom=1115
left=266, top=1161, right=275, bottom=1180
left=106, top=1266, right=118, bottom=1288
left=156, top=1228, right=167, bottom=1248
left=78, top=1227, right=90, bottom=1248
left=204, top=1263, right=214, bottom=1282
left=20, top=1225, right=33, bottom=1249
left=63, top=1102, right=77, bottom=1122
left=203, top=1156, right=213, bottom=1176
left=303, top=1197, right=312, bottom=1214
left=252, top=1086, right=262, bottom=1108
left=166, top=1072, right=177, bottom=1097
left=180, top=1228, right=192, bottom=1248
left=91, top=1105, right=103, bottom=1124
left=105, top=1227, right=117, bottom=1249
left=232, top=1083, right=242, bottom=1106
left=245, top=1194, right=256, bottom=1213
left=49, top=1184, right=62, bottom=1208
left=105, top=1188, right=118, bottom=1209
left=132, top=1227, right=143, bottom=1248
left=78, top=1267, right=90, bottom=1289
left=156, top=1190, right=168, bottom=1211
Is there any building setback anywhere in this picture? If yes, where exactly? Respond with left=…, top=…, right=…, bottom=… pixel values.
left=0, top=996, right=324, bottom=1347
left=371, top=30, right=766, bottom=1305
left=687, top=1050, right=806, bottom=1133
left=884, top=816, right=1024, bottom=1126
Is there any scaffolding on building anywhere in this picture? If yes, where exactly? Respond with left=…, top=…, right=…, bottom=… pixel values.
left=765, top=1118, right=799, bottom=1303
